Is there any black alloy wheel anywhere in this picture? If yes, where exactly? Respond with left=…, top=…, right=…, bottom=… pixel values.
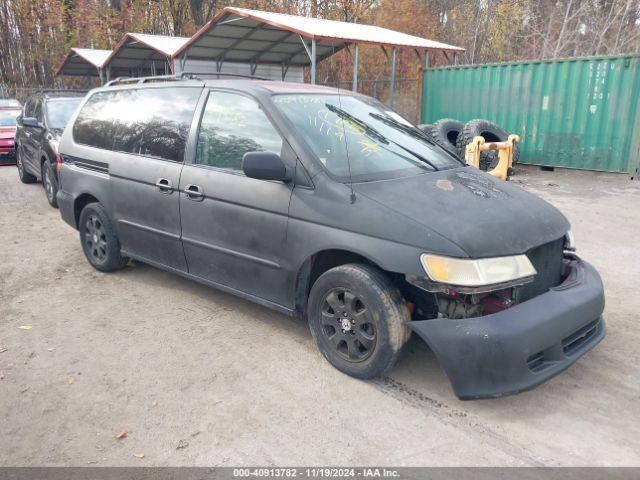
left=84, top=213, right=108, bottom=264
left=320, top=287, right=376, bottom=362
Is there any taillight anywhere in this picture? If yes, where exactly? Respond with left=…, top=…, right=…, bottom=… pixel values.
left=56, top=153, right=63, bottom=174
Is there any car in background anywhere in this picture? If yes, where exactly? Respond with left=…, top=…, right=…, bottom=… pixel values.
left=0, top=107, right=21, bottom=165
left=15, top=91, right=83, bottom=207
left=0, top=99, right=21, bottom=108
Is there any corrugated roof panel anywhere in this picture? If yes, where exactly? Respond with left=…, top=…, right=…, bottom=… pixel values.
left=226, top=8, right=464, bottom=51
left=72, top=48, right=111, bottom=67
left=175, top=6, right=464, bottom=63
left=128, top=33, right=189, bottom=56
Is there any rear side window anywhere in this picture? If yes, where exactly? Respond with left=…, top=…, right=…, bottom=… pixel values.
left=73, top=91, right=119, bottom=150
left=112, top=88, right=201, bottom=162
left=73, top=87, right=201, bottom=162
left=24, top=96, right=36, bottom=117
left=33, top=99, right=43, bottom=122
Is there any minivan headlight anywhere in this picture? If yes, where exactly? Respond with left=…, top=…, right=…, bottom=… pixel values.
left=564, top=230, right=576, bottom=251
left=420, top=253, right=537, bottom=287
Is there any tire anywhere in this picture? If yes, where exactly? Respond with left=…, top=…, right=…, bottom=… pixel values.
left=417, top=124, right=435, bottom=141
left=308, top=263, right=411, bottom=379
left=78, top=202, right=129, bottom=272
left=431, top=118, right=464, bottom=158
left=16, top=147, right=36, bottom=184
left=42, top=161, right=58, bottom=208
left=456, top=119, right=520, bottom=170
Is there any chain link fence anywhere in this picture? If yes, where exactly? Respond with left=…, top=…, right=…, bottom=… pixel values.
left=317, top=78, right=420, bottom=124
left=0, top=85, right=91, bottom=105
left=2, top=77, right=421, bottom=123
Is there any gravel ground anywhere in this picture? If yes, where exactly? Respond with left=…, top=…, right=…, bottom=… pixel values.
left=0, top=164, right=639, bottom=467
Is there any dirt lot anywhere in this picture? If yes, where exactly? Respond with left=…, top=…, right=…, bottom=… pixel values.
left=0, top=164, right=639, bottom=467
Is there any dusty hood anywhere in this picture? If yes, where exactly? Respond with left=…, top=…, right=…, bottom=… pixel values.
left=354, top=167, right=570, bottom=258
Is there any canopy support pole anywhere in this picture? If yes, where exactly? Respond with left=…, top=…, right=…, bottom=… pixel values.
left=352, top=44, right=359, bottom=92
left=299, top=35, right=316, bottom=84
left=311, top=38, right=316, bottom=84
left=389, top=47, right=397, bottom=107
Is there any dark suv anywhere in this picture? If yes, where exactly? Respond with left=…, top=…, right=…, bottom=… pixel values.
left=56, top=78, right=605, bottom=399
left=15, top=91, right=83, bottom=207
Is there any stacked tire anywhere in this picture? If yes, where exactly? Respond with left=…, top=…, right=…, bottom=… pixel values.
left=419, top=118, right=519, bottom=172
left=418, top=119, right=463, bottom=158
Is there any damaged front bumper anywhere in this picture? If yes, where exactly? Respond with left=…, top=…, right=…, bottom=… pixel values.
left=407, top=257, right=605, bottom=400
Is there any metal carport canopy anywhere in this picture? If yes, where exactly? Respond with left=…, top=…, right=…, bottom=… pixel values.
left=173, top=7, right=465, bottom=84
left=103, top=33, right=190, bottom=78
left=56, top=48, right=111, bottom=77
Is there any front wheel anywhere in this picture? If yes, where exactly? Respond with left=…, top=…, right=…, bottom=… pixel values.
left=308, top=263, right=411, bottom=379
left=78, top=202, right=129, bottom=272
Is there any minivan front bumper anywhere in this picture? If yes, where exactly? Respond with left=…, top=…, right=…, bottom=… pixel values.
left=407, top=257, right=605, bottom=400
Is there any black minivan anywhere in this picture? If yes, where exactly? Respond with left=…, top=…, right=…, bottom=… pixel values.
left=56, top=77, right=605, bottom=399
left=15, top=91, right=83, bottom=207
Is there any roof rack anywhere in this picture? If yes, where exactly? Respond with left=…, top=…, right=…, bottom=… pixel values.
left=104, top=75, right=186, bottom=87
left=103, top=72, right=273, bottom=87
left=34, top=89, right=88, bottom=95
left=179, top=72, right=273, bottom=81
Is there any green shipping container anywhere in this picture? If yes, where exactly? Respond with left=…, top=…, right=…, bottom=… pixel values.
left=420, top=55, right=640, bottom=176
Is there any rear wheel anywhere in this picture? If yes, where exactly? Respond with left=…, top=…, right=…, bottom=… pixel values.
left=308, top=263, right=411, bottom=379
left=78, top=202, right=129, bottom=272
left=16, top=148, right=36, bottom=184
left=42, top=162, right=58, bottom=208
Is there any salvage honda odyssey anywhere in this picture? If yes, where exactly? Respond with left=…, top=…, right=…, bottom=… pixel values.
left=56, top=78, right=605, bottom=399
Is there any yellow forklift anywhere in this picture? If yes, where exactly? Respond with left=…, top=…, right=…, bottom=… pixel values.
left=464, top=134, right=519, bottom=180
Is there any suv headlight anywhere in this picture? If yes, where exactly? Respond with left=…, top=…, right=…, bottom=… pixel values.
left=421, top=253, right=537, bottom=287
left=49, top=139, right=59, bottom=154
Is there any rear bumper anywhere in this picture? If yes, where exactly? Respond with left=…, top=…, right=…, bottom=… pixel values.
left=407, top=258, right=605, bottom=400
left=57, top=189, right=77, bottom=229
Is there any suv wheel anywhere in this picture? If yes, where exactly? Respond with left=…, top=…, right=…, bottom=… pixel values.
left=308, top=263, right=411, bottom=379
left=42, top=162, right=58, bottom=208
left=78, top=202, right=129, bottom=272
left=16, top=148, right=36, bottom=184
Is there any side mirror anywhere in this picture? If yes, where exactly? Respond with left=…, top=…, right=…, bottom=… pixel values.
left=22, top=117, right=42, bottom=128
left=242, top=151, right=291, bottom=182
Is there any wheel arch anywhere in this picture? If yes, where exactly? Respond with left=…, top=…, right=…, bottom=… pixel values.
left=293, top=248, right=398, bottom=317
left=73, top=193, right=101, bottom=228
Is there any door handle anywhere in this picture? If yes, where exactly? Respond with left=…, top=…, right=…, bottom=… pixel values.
left=155, top=178, right=173, bottom=194
left=184, top=184, right=204, bottom=201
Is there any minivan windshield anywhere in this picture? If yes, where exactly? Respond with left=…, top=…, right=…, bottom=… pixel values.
left=274, top=94, right=462, bottom=182
left=46, top=98, right=82, bottom=130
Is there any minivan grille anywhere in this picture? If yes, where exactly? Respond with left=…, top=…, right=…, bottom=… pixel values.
left=518, top=238, right=565, bottom=302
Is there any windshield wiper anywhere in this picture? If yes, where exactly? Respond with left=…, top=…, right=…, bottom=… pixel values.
left=369, top=112, right=465, bottom=166
left=325, top=103, right=389, bottom=144
left=326, top=103, right=438, bottom=171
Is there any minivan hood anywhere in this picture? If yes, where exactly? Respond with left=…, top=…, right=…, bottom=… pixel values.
left=354, top=167, right=570, bottom=258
